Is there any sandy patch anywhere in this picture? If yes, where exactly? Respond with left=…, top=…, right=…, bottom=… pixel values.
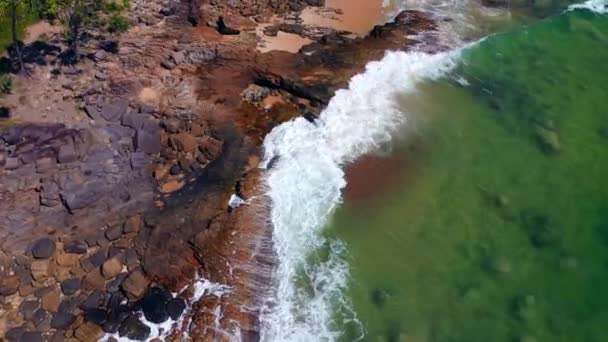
left=138, top=87, right=161, bottom=106
left=301, top=0, right=386, bottom=36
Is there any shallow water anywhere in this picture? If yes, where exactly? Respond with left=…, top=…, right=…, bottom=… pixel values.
left=326, top=5, right=608, bottom=342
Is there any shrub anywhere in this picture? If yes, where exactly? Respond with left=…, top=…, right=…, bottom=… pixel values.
left=108, top=15, right=129, bottom=33
left=0, top=75, right=13, bottom=94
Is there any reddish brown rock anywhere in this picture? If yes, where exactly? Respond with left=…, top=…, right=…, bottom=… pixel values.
left=83, top=269, right=106, bottom=290
left=30, top=260, right=53, bottom=281
left=41, top=287, right=61, bottom=312
left=123, top=215, right=143, bottom=234
left=74, top=322, right=104, bottom=342
left=102, top=257, right=123, bottom=279
left=160, top=179, right=185, bottom=194
left=121, top=270, right=149, bottom=299
left=171, top=133, right=197, bottom=153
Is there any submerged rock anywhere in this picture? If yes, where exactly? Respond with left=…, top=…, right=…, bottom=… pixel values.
left=370, top=288, right=391, bottom=309
left=485, top=256, right=512, bottom=274
left=510, top=294, right=536, bottom=322
left=521, top=212, right=561, bottom=248
left=533, top=123, right=560, bottom=153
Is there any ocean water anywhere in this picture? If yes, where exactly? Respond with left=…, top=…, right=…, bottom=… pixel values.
left=259, top=1, right=608, bottom=342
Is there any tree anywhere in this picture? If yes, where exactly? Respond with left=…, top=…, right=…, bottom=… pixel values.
left=0, top=0, right=27, bottom=73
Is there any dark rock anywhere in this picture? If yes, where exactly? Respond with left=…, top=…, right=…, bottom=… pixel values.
left=161, top=58, right=176, bottom=70
left=217, top=17, right=240, bottom=35
left=31, top=238, right=56, bottom=259
left=64, top=240, right=88, bottom=254
left=105, top=225, right=123, bottom=241
left=95, top=71, right=108, bottom=81
left=19, top=331, right=44, bottom=342
left=521, top=212, right=561, bottom=248
left=20, top=300, right=39, bottom=320
left=31, top=308, right=51, bottom=329
left=119, top=315, right=151, bottom=340
left=79, top=289, right=106, bottom=310
left=84, top=250, right=107, bottom=271
left=99, top=40, right=119, bottom=53
left=85, top=308, right=109, bottom=326
left=370, top=288, right=390, bottom=308
left=0, top=274, right=20, bottom=295
left=141, top=287, right=172, bottom=323
left=51, top=312, right=76, bottom=329
left=134, top=123, right=162, bottom=155
left=61, top=278, right=81, bottom=295
left=170, top=164, right=181, bottom=175
left=107, top=272, right=128, bottom=292
left=166, top=297, right=186, bottom=320
left=123, top=215, right=143, bottom=234
left=58, top=297, right=80, bottom=312
left=5, top=326, right=26, bottom=341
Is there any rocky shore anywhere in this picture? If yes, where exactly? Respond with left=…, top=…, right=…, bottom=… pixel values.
left=0, top=0, right=443, bottom=341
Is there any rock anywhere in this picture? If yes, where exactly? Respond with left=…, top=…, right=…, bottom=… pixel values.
left=241, top=84, right=270, bottom=103
left=119, top=315, right=151, bottom=340
left=121, top=270, right=149, bottom=299
left=123, top=215, right=143, bottom=234
left=160, top=179, right=185, bottom=194
left=57, top=143, right=79, bottom=163
left=31, top=238, right=56, bottom=259
left=510, top=295, right=536, bottom=321
left=85, top=308, right=109, bottom=326
left=5, top=157, right=20, bottom=169
left=61, top=180, right=105, bottom=212
left=51, top=312, right=76, bottom=329
left=521, top=212, right=560, bottom=248
left=94, top=50, right=108, bottom=62
left=19, top=331, right=44, bottom=342
left=32, top=308, right=51, bottom=330
left=75, top=321, right=105, bottom=342
left=487, top=257, right=512, bottom=274
left=81, top=250, right=106, bottom=272
left=160, top=58, right=176, bottom=70
left=142, top=287, right=172, bottom=323
left=102, top=257, right=123, bottom=279
left=190, top=123, right=207, bottom=137
left=64, top=240, right=88, bottom=254
left=95, top=71, right=108, bottom=81
left=41, top=288, right=61, bottom=312
left=5, top=326, right=26, bottom=341
left=534, top=124, right=560, bottom=153
left=36, top=157, right=57, bottom=173
left=171, top=133, right=197, bottom=153
left=20, top=300, right=39, bottom=320
left=0, top=274, right=20, bottom=295
left=61, top=278, right=82, bottom=295
left=166, top=297, right=186, bottom=320
left=107, top=272, right=128, bottom=292
left=79, top=290, right=106, bottom=310
left=162, top=118, right=182, bottom=134
left=105, top=225, right=123, bottom=241
left=30, top=260, right=52, bottom=280
left=217, top=16, right=240, bottom=35
left=40, top=180, right=62, bottom=207
left=56, top=252, right=80, bottom=267
left=170, top=51, right=186, bottom=65
left=84, top=269, right=106, bottom=289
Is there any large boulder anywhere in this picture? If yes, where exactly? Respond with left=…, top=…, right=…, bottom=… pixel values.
left=141, top=287, right=172, bottom=323
left=119, top=315, right=151, bottom=340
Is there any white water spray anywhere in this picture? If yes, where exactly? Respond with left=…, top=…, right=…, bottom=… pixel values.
left=259, top=49, right=462, bottom=341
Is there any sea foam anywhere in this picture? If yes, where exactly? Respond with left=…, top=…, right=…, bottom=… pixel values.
left=259, top=49, right=462, bottom=341
left=569, top=0, right=608, bottom=14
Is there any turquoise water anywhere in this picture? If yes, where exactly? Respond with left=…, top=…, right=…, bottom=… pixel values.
left=326, top=5, right=608, bottom=342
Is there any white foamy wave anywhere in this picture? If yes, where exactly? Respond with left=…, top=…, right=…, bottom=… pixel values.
left=568, top=0, right=608, bottom=14
left=259, top=49, right=462, bottom=342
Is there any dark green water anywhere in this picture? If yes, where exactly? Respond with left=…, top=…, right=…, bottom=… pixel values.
left=330, top=7, right=608, bottom=342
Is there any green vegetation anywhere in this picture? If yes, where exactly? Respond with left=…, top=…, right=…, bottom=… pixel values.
left=108, top=14, right=128, bottom=33
left=0, top=74, right=13, bottom=93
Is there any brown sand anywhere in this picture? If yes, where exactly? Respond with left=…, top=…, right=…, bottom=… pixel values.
left=301, top=0, right=386, bottom=36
